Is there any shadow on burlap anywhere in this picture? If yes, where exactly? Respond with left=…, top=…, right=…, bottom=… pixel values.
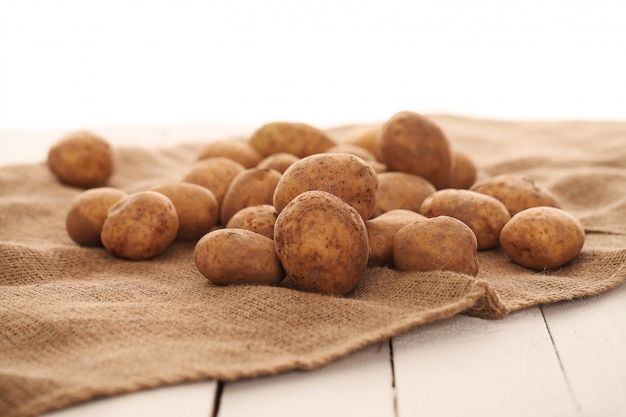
left=1, top=115, right=625, bottom=417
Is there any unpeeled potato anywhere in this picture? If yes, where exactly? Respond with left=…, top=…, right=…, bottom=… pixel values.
left=197, top=138, right=263, bottom=168
left=181, top=157, right=245, bottom=209
left=256, top=152, right=299, bottom=173
left=220, top=168, right=282, bottom=224
left=225, top=204, right=278, bottom=239
left=248, top=121, right=337, bottom=158
left=366, top=209, right=426, bottom=266
left=373, top=172, right=436, bottom=217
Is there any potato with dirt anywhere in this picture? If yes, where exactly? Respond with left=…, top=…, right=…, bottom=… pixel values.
left=366, top=209, right=427, bottom=267
left=248, top=121, right=337, bottom=158
left=373, top=172, right=436, bottom=217
left=197, top=138, right=263, bottom=168
left=225, top=204, right=278, bottom=240
left=220, top=168, right=282, bottom=225
left=181, top=157, right=245, bottom=210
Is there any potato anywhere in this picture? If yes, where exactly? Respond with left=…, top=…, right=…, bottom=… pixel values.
left=394, top=216, right=479, bottom=276
left=445, top=149, right=478, bottom=189
left=220, top=168, right=282, bottom=224
left=373, top=172, right=436, bottom=217
left=470, top=173, right=561, bottom=216
left=324, top=143, right=378, bottom=162
left=339, top=123, right=383, bottom=161
left=225, top=204, right=277, bottom=239
left=499, top=206, right=585, bottom=270
left=256, top=152, right=299, bottom=173
left=248, top=121, right=337, bottom=158
left=47, top=130, right=114, bottom=188
left=273, top=153, right=378, bottom=220
left=181, top=157, right=245, bottom=208
left=194, top=228, right=284, bottom=286
left=274, top=190, right=370, bottom=296
left=379, top=111, right=452, bottom=189
left=65, top=187, right=128, bottom=246
left=366, top=209, right=427, bottom=266
left=197, top=138, right=263, bottom=168
left=151, top=182, right=219, bottom=241
left=101, top=191, right=179, bottom=260
left=420, top=189, right=511, bottom=250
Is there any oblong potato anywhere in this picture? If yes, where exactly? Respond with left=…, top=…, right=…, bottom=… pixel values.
left=194, top=228, right=285, bottom=286
left=420, top=189, right=511, bottom=250
left=374, top=172, right=436, bottom=217
left=366, top=209, right=427, bottom=267
left=379, top=111, right=452, bottom=189
left=248, top=121, right=337, bottom=158
left=470, top=173, right=561, bottom=216
left=274, top=190, right=370, bottom=296
left=225, top=204, right=278, bottom=240
left=499, top=206, right=585, bottom=270
left=220, top=167, right=282, bottom=225
left=394, top=216, right=479, bottom=276
left=273, top=153, right=378, bottom=220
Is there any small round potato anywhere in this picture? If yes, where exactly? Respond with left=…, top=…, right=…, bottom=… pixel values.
left=256, top=152, right=299, bottom=173
left=420, top=189, right=511, bottom=250
left=274, top=190, right=370, bottom=296
left=225, top=204, right=278, bottom=240
left=48, top=130, right=114, bottom=188
left=374, top=171, right=436, bottom=217
left=379, top=111, right=452, bottom=189
left=366, top=209, right=427, bottom=266
left=470, top=173, right=561, bottom=216
left=151, top=182, right=219, bottom=241
left=101, top=191, right=179, bottom=260
left=197, top=138, right=263, bottom=168
left=220, top=168, right=282, bottom=225
left=194, top=228, right=285, bottom=286
left=445, top=149, right=478, bottom=189
left=500, top=206, right=585, bottom=270
left=248, top=121, right=337, bottom=158
left=181, top=157, right=245, bottom=208
left=394, top=216, right=479, bottom=276
left=273, top=153, right=378, bottom=220
left=66, top=187, right=128, bottom=246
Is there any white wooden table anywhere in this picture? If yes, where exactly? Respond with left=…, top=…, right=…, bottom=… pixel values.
left=2, top=127, right=624, bottom=417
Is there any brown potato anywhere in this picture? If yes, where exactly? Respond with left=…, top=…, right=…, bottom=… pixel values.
left=445, top=149, right=478, bottom=189
left=225, top=204, right=277, bottom=240
left=470, top=173, right=561, bottom=216
left=248, top=121, right=337, bottom=158
left=394, top=216, right=479, bottom=276
left=151, top=182, right=219, bottom=241
left=65, top=187, right=128, bottom=246
left=101, top=191, right=179, bottom=260
left=273, top=153, right=378, bottom=220
left=420, top=189, right=511, bottom=250
left=366, top=209, right=427, bottom=266
left=181, top=157, right=245, bottom=208
left=194, top=228, right=284, bottom=286
left=379, top=111, right=452, bottom=189
left=256, top=152, right=299, bottom=173
left=220, top=168, right=282, bottom=224
left=499, top=206, right=585, bottom=270
left=339, top=123, right=383, bottom=161
left=324, top=143, right=377, bottom=162
left=197, top=138, right=263, bottom=168
left=373, top=172, right=436, bottom=217
left=47, top=130, right=114, bottom=188
left=274, top=190, right=370, bottom=296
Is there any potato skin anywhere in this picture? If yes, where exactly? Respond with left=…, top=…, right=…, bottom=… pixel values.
left=225, top=204, right=278, bottom=240
left=194, top=228, right=284, bottom=286
left=197, top=138, right=263, bottom=168
left=181, top=157, right=245, bottom=209
left=101, top=191, right=179, bottom=260
left=394, top=216, right=479, bottom=276
left=374, top=172, right=436, bottom=217
left=151, top=182, right=219, bottom=241
left=256, top=152, right=299, bottom=174
left=248, top=121, right=337, bottom=158
left=379, top=111, right=452, bottom=189
left=366, top=209, right=427, bottom=267
left=220, top=168, right=282, bottom=225
left=445, top=149, right=478, bottom=189
left=274, top=190, right=370, bottom=296
left=471, top=173, right=561, bottom=216
left=48, top=130, right=114, bottom=188
left=273, top=153, right=378, bottom=220
left=420, top=189, right=511, bottom=250
left=499, top=206, right=585, bottom=270
left=66, top=187, right=128, bottom=246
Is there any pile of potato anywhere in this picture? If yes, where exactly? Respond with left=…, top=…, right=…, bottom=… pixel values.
left=51, top=111, right=586, bottom=296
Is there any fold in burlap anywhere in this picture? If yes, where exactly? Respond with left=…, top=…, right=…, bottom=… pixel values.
left=1, top=115, right=625, bottom=417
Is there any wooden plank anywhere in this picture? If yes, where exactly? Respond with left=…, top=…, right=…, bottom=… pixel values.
left=218, top=341, right=395, bottom=417
left=42, top=380, right=218, bottom=417
left=393, top=307, right=577, bottom=417
left=542, top=281, right=626, bottom=417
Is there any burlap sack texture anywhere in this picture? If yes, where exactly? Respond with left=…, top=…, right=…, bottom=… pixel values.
left=1, top=114, right=625, bottom=417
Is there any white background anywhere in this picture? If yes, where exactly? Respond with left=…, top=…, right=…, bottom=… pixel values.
left=1, top=0, right=625, bottom=130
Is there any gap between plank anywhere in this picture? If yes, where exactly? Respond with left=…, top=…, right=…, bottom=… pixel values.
left=211, top=381, right=224, bottom=417
left=539, top=305, right=581, bottom=415
left=388, top=338, right=399, bottom=417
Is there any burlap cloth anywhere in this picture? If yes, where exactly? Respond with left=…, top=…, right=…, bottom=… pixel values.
left=1, top=115, right=625, bottom=417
